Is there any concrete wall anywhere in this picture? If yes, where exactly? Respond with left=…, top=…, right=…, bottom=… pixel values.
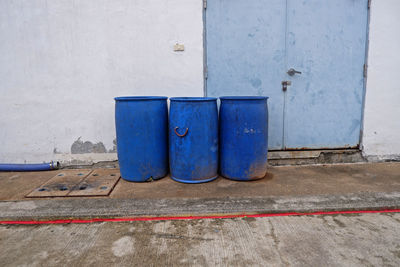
left=361, top=0, right=400, bottom=160
left=1, top=0, right=399, bottom=165
left=0, top=0, right=204, bottom=164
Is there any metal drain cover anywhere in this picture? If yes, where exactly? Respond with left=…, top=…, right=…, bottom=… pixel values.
left=68, top=169, right=120, bottom=197
left=26, top=169, right=120, bottom=198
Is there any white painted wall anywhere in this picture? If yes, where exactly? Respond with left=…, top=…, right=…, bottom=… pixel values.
left=1, top=0, right=399, bottom=165
left=362, top=0, right=400, bottom=160
left=0, top=0, right=204, bottom=164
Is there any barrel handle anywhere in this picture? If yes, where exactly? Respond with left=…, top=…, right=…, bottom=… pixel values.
left=174, top=127, right=189, bottom=137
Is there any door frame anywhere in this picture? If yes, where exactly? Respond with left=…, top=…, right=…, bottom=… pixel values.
left=202, top=0, right=208, bottom=97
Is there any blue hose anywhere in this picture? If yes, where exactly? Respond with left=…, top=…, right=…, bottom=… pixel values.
left=0, top=161, right=59, bottom=172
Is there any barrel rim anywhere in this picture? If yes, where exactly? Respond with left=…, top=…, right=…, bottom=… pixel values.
left=219, top=96, right=269, bottom=100
left=114, top=96, right=168, bottom=101
left=170, top=97, right=217, bottom=102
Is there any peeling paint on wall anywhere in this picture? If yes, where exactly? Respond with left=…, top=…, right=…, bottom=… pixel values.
left=71, top=137, right=107, bottom=154
left=109, top=139, right=117, bottom=153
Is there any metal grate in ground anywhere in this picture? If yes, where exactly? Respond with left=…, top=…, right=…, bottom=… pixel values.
left=26, top=169, right=120, bottom=198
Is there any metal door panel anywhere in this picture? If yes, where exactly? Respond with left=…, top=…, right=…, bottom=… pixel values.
left=206, top=0, right=286, bottom=150
left=284, top=0, right=368, bottom=149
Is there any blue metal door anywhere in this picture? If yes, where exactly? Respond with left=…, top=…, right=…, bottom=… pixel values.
left=284, top=0, right=368, bottom=149
left=206, top=0, right=368, bottom=150
left=206, top=0, right=287, bottom=150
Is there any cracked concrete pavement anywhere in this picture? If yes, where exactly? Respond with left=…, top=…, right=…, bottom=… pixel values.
left=1, top=162, right=400, bottom=265
left=1, top=212, right=400, bottom=266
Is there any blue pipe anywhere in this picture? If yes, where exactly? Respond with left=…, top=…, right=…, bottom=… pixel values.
left=0, top=161, right=59, bottom=172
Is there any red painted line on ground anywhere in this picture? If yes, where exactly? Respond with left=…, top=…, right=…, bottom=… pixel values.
left=1, top=209, right=400, bottom=225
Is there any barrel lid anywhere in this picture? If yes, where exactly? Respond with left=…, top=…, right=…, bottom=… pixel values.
left=170, top=97, right=217, bottom=102
left=219, top=96, right=269, bottom=100
left=114, top=96, right=168, bottom=101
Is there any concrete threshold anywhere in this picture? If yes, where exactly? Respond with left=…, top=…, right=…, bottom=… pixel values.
left=59, top=149, right=366, bottom=169
left=0, top=162, right=399, bottom=221
left=268, top=149, right=365, bottom=165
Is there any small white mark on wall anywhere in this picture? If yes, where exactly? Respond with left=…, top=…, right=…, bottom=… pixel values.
left=173, top=43, right=185, bottom=52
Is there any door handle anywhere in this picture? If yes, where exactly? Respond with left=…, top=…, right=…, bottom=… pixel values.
left=287, top=68, right=302, bottom=76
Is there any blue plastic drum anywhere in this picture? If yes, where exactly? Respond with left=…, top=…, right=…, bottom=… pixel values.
left=169, top=97, right=218, bottom=183
left=219, top=96, right=269, bottom=180
left=115, top=96, right=168, bottom=182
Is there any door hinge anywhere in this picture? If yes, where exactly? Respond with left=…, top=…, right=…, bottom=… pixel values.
left=203, top=0, right=207, bottom=9
left=368, top=0, right=371, bottom=9
left=363, top=64, right=368, bottom=78
left=204, top=66, right=208, bottom=79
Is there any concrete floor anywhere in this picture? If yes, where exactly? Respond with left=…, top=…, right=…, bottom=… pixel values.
left=1, top=162, right=400, bottom=221
left=111, top=162, right=400, bottom=199
left=0, top=162, right=399, bottom=201
left=1, top=213, right=400, bottom=266
left=1, top=162, right=400, bottom=266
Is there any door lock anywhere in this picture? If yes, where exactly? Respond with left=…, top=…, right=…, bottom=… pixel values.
left=287, top=68, right=302, bottom=76
left=281, top=81, right=291, bottom=91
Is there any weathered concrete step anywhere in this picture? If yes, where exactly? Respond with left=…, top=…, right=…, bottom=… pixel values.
left=60, top=149, right=366, bottom=169
left=268, top=149, right=365, bottom=165
left=1, top=191, right=400, bottom=221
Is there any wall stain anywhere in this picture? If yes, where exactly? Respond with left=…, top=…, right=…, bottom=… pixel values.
left=71, top=137, right=107, bottom=154
left=250, top=78, right=262, bottom=88
left=108, top=139, right=117, bottom=153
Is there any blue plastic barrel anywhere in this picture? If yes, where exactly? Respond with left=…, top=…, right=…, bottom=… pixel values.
left=219, top=96, right=269, bottom=180
left=169, top=97, right=218, bottom=183
left=115, top=96, right=168, bottom=182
